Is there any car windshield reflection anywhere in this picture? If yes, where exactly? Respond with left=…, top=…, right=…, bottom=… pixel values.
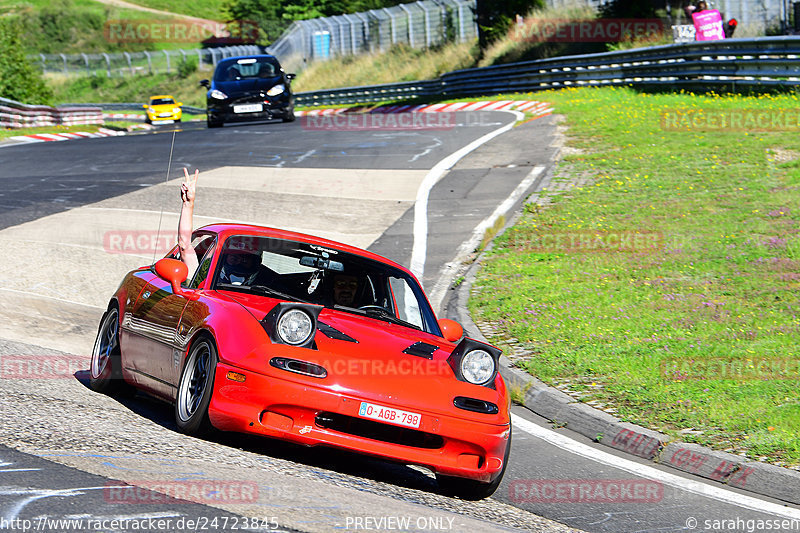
left=212, top=235, right=436, bottom=333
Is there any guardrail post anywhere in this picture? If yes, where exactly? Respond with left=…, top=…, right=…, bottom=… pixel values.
left=420, top=2, right=432, bottom=47
left=59, top=53, right=67, bottom=74
left=179, top=49, right=187, bottom=71
left=123, top=52, right=133, bottom=76
left=398, top=4, right=414, bottom=47
left=210, top=48, right=218, bottom=67
left=39, top=54, right=46, bottom=73
left=384, top=8, right=397, bottom=45
left=457, top=1, right=465, bottom=42
left=144, top=51, right=152, bottom=74
left=103, top=53, right=111, bottom=77
left=164, top=50, right=170, bottom=74
left=81, top=53, right=89, bottom=76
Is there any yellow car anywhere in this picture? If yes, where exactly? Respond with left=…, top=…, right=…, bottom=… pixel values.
left=143, top=95, right=183, bottom=124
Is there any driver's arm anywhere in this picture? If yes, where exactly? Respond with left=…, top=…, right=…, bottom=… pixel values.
left=178, top=168, right=200, bottom=276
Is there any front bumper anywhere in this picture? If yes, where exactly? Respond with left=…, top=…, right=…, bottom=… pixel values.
left=207, top=95, right=293, bottom=123
left=208, top=361, right=510, bottom=483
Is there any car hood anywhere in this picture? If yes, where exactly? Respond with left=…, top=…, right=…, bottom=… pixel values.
left=214, top=76, right=283, bottom=95
left=220, top=291, right=504, bottom=417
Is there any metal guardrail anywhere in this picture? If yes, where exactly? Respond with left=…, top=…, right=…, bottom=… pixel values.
left=61, top=102, right=206, bottom=114
left=294, top=36, right=800, bottom=106
left=0, top=97, right=103, bottom=129
left=32, top=45, right=261, bottom=77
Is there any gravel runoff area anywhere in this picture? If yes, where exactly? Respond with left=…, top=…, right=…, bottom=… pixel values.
left=0, top=338, right=581, bottom=533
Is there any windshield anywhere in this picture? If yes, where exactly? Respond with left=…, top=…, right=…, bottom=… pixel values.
left=214, top=57, right=279, bottom=82
left=212, top=235, right=440, bottom=335
left=150, top=97, right=175, bottom=105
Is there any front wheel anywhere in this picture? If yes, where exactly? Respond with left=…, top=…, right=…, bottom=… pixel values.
left=207, top=115, right=223, bottom=128
left=175, top=336, right=218, bottom=436
left=282, top=108, right=295, bottom=123
left=89, top=306, right=133, bottom=396
left=436, top=429, right=511, bottom=500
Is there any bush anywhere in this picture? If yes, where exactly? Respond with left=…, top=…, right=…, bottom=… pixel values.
left=178, top=57, right=198, bottom=78
left=0, top=18, right=53, bottom=104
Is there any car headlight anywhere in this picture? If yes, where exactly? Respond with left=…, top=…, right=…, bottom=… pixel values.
left=277, top=309, right=313, bottom=345
left=173, top=107, right=181, bottom=113
left=460, top=349, right=495, bottom=385
left=210, top=89, right=227, bottom=100
left=266, top=84, right=285, bottom=96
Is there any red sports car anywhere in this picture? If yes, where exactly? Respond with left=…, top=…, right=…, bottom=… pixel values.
left=90, top=223, right=511, bottom=499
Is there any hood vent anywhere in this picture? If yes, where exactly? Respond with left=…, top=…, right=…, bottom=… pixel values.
left=317, top=321, right=358, bottom=343
left=402, top=341, right=439, bottom=359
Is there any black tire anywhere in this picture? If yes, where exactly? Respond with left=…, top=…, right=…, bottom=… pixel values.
left=436, top=427, right=512, bottom=500
left=89, top=305, right=134, bottom=396
left=144, top=117, right=151, bottom=125
left=282, top=108, right=295, bottom=123
left=174, top=336, right=218, bottom=436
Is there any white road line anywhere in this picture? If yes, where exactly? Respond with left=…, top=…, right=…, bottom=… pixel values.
left=410, top=111, right=523, bottom=281
left=511, top=413, right=800, bottom=520
left=428, top=165, right=544, bottom=312
left=0, top=287, right=104, bottom=310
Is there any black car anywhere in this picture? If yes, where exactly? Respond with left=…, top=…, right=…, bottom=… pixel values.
left=200, top=55, right=295, bottom=128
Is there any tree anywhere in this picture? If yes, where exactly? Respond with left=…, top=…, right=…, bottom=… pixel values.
left=0, top=18, right=53, bottom=105
left=476, top=0, right=544, bottom=49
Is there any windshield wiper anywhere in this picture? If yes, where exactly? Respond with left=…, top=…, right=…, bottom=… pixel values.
left=333, top=305, right=420, bottom=330
left=217, top=283, right=310, bottom=304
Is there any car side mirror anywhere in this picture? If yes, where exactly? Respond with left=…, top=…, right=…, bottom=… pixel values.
left=177, top=102, right=183, bottom=106
left=142, top=104, right=148, bottom=109
left=286, top=73, right=296, bottom=80
left=199, top=79, right=210, bottom=88
left=438, top=318, right=464, bottom=342
left=155, top=258, right=198, bottom=300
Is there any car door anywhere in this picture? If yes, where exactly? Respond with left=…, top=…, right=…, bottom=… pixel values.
left=122, top=233, right=216, bottom=399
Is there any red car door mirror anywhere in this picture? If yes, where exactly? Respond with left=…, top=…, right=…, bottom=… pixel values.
left=438, top=318, right=464, bottom=342
left=154, top=258, right=197, bottom=300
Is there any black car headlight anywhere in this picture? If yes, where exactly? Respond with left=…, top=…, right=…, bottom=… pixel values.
left=261, top=302, right=322, bottom=349
left=447, top=338, right=502, bottom=387
left=210, top=89, right=227, bottom=100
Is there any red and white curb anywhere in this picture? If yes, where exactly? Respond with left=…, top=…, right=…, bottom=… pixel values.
left=296, top=100, right=553, bottom=118
left=4, top=127, right=126, bottom=144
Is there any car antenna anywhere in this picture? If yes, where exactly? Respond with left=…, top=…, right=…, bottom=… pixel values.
left=152, top=129, right=177, bottom=265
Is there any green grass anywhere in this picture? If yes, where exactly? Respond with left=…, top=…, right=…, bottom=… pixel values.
left=0, top=122, right=131, bottom=140
left=292, top=41, right=477, bottom=92
left=48, top=67, right=212, bottom=108
left=469, top=87, right=800, bottom=466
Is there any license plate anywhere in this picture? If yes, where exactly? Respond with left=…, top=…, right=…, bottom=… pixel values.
left=358, top=401, right=421, bottom=428
left=233, top=104, right=262, bottom=113
left=158, top=113, right=172, bottom=117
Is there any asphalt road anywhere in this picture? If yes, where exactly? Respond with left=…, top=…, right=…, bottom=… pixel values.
left=1, top=114, right=799, bottom=533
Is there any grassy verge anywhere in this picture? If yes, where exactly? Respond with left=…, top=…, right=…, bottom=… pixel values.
left=292, top=41, right=476, bottom=92
left=468, top=87, right=800, bottom=467
left=0, top=122, right=135, bottom=140
left=48, top=68, right=212, bottom=108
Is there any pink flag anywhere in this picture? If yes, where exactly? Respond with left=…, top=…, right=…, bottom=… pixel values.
left=692, top=9, right=725, bottom=40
